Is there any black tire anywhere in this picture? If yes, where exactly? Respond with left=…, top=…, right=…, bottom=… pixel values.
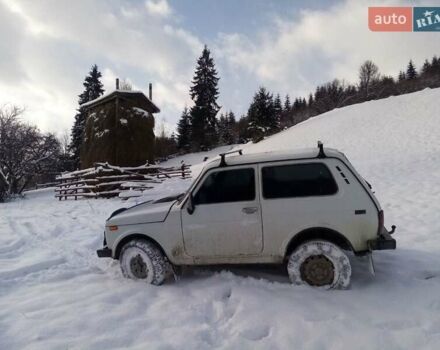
left=120, top=239, right=169, bottom=285
left=287, top=240, right=351, bottom=289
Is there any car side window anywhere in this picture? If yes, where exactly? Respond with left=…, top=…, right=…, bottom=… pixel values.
left=262, top=163, right=338, bottom=199
left=194, top=168, right=255, bottom=205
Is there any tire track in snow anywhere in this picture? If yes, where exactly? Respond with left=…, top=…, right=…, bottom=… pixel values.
left=1, top=201, right=116, bottom=284
left=0, top=218, right=67, bottom=282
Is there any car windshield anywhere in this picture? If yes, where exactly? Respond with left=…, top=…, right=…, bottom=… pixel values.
left=176, top=167, right=205, bottom=204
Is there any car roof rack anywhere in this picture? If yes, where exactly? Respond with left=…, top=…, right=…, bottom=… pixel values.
left=219, top=149, right=243, bottom=167
left=317, top=141, right=326, bottom=158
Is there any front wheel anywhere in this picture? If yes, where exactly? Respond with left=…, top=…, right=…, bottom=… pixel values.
left=287, top=240, right=351, bottom=289
left=120, top=239, right=169, bottom=285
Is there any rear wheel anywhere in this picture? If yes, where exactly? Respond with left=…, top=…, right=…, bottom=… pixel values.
left=287, top=240, right=351, bottom=289
left=120, top=240, right=169, bottom=285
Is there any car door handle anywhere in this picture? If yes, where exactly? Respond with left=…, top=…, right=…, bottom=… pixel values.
left=242, top=207, right=258, bottom=214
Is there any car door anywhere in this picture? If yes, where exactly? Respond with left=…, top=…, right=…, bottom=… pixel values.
left=181, top=165, right=263, bottom=258
left=259, top=161, right=341, bottom=253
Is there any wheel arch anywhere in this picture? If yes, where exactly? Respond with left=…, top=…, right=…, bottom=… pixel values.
left=114, top=233, right=169, bottom=260
left=284, top=227, right=354, bottom=258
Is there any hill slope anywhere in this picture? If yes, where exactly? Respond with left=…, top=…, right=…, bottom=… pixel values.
left=242, top=87, right=440, bottom=251
left=1, top=88, right=440, bottom=349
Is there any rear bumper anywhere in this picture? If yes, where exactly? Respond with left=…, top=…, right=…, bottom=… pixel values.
left=96, top=246, right=112, bottom=258
left=368, top=227, right=396, bottom=251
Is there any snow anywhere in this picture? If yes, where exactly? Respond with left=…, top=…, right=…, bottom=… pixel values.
left=95, top=129, right=109, bottom=138
left=120, top=118, right=128, bottom=125
left=287, top=240, right=352, bottom=289
left=2, top=88, right=440, bottom=349
left=131, top=107, right=150, bottom=118
left=80, top=90, right=157, bottom=108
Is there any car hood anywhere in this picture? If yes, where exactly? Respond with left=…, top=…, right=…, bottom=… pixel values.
left=106, top=199, right=177, bottom=227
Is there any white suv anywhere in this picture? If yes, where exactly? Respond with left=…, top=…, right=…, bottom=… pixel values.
left=97, top=143, right=396, bottom=289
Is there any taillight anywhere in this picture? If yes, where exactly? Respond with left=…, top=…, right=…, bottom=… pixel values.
left=378, top=210, right=384, bottom=234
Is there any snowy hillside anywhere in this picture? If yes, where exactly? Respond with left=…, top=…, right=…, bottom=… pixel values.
left=2, top=88, right=440, bottom=349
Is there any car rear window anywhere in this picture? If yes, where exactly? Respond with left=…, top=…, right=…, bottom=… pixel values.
left=262, top=163, right=338, bottom=199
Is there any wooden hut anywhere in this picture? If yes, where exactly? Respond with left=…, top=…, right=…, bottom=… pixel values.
left=80, top=80, right=160, bottom=169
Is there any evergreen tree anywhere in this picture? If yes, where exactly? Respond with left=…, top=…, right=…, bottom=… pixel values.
left=398, top=70, right=406, bottom=82
left=432, top=56, right=440, bottom=71
left=307, top=93, right=314, bottom=107
left=217, top=113, right=228, bottom=145
left=247, top=87, right=277, bottom=141
left=406, top=60, right=417, bottom=80
left=274, top=94, right=282, bottom=124
left=189, top=45, right=220, bottom=150
left=218, top=111, right=237, bottom=145
left=176, top=107, right=192, bottom=150
left=237, top=115, right=251, bottom=142
left=421, top=59, right=431, bottom=76
left=69, top=64, right=104, bottom=169
left=293, top=98, right=300, bottom=112
left=226, top=111, right=237, bottom=144
left=284, top=94, right=291, bottom=112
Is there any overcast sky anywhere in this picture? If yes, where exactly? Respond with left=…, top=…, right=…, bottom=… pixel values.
left=1, top=0, right=439, bottom=136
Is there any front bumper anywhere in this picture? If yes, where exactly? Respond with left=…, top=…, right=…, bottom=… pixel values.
left=368, top=226, right=396, bottom=250
left=97, top=246, right=112, bottom=258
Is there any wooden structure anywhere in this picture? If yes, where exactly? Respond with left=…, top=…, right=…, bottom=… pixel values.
left=80, top=81, right=160, bottom=169
left=55, top=162, right=190, bottom=200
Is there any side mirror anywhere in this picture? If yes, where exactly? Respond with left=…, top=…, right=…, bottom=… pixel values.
left=187, top=193, right=195, bottom=215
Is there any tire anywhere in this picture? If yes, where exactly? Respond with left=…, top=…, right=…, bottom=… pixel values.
left=287, top=240, right=351, bottom=289
left=120, top=239, right=169, bottom=285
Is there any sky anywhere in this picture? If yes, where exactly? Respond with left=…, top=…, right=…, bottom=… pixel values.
left=0, top=0, right=439, bottom=136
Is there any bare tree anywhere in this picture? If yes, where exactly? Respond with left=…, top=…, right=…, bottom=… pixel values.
left=359, top=60, right=380, bottom=98
left=59, top=129, right=70, bottom=155
left=0, top=105, right=61, bottom=200
left=119, top=78, right=133, bottom=91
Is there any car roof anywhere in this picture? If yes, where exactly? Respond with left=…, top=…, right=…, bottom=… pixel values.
left=205, top=147, right=346, bottom=169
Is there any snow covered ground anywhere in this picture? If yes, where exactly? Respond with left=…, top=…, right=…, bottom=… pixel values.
left=2, top=88, right=440, bottom=349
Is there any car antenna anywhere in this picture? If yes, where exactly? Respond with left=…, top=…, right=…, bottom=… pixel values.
left=317, top=141, right=326, bottom=158
left=219, top=149, right=243, bottom=167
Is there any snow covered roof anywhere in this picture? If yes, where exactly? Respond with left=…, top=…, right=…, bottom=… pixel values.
left=81, top=90, right=160, bottom=113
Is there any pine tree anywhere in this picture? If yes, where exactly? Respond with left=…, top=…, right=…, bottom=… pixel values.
left=218, top=111, right=237, bottom=145
left=247, top=87, right=277, bottom=141
left=237, top=115, right=250, bottom=142
left=177, top=107, right=192, bottom=150
left=307, top=93, right=314, bottom=107
left=217, top=113, right=228, bottom=145
left=227, top=111, right=237, bottom=143
left=274, top=94, right=282, bottom=126
left=432, top=56, right=440, bottom=71
left=189, top=45, right=220, bottom=150
left=225, top=111, right=237, bottom=144
left=421, top=59, right=431, bottom=76
left=406, top=60, right=417, bottom=80
left=398, top=70, right=406, bottom=82
left=293, top=98, right=300, bottom=112
left=69, top=64, right=104, bottom=169
left=284, top=94, right=291, bottom=112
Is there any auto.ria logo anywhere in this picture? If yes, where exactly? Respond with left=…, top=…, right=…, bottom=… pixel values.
left=369, top=7, right=440, bottom=32
left=414, top=7, right=440, bottom=31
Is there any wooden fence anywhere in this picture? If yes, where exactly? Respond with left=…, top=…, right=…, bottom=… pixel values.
left=55, top=162, right=190, bottom=200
